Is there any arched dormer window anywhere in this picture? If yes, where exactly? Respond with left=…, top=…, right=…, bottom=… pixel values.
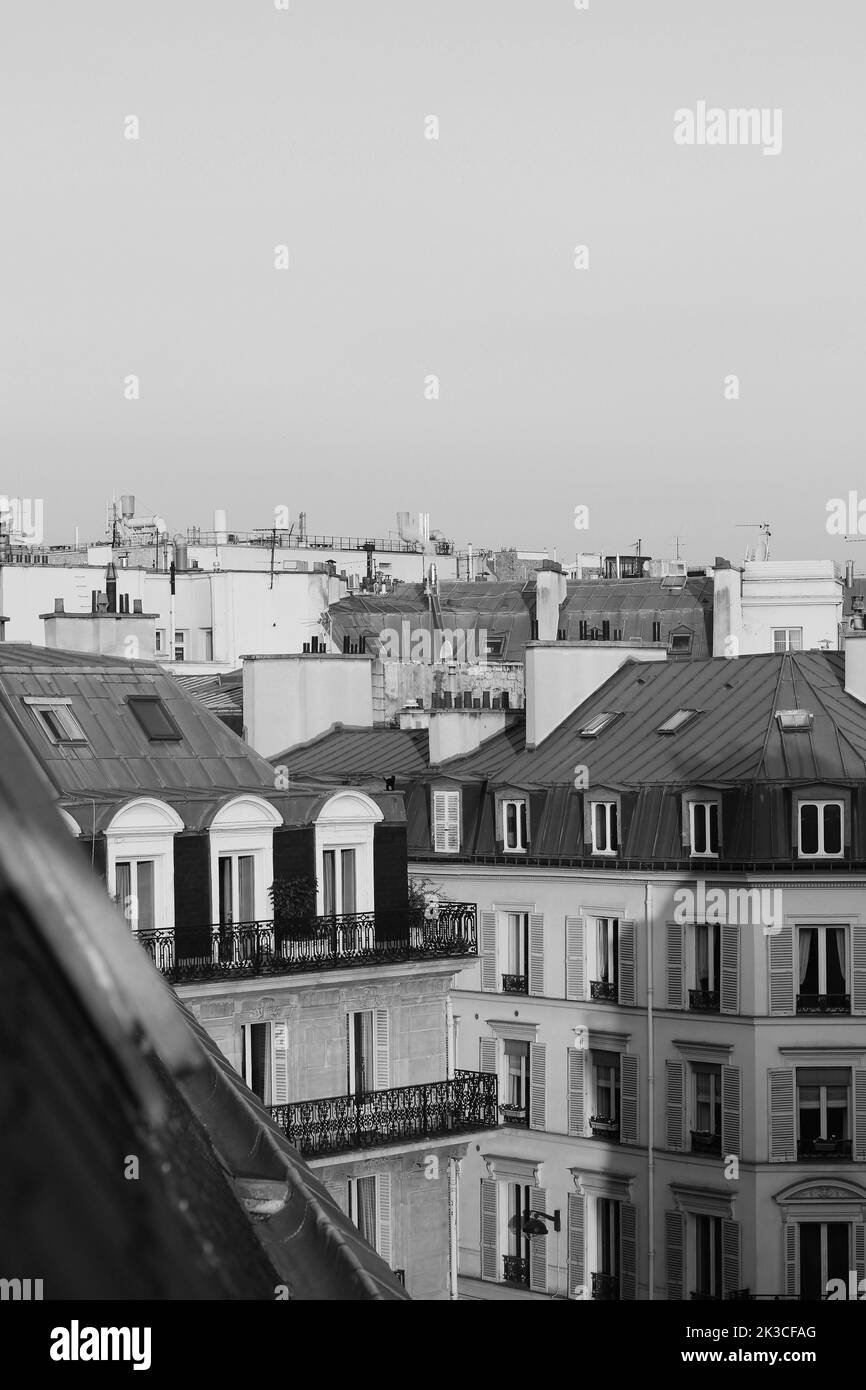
left=314, top=790, right=383, bottom=917
left=106, top=797, right=184, bottom=933
left=209, top=795, right=283, bottom=926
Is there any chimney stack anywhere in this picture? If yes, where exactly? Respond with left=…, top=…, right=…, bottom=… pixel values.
left=105, top=561, right=117, bottom=615
left=844, top=631, right=866, bottom=704
left=535, top=562, right=567, bottom=642
left=711, top=559, right=743, bottom=658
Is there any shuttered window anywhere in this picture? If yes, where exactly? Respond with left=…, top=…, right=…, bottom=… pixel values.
left=568, top=1191, right=586, bottom=1298
left=565, top=915, right=585, bottom=1001
left=432, top=789, right=461, bottom=853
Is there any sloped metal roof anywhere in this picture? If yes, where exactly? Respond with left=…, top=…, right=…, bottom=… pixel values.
left=272, top=725, right=431, bottom=786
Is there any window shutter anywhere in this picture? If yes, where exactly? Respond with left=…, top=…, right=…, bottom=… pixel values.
left=854, top=1068, right=866, bottom=1161
left=325, top=1181, right=349, bottom=1216
left=567, top=1049, right=586, bottom=1136
left=620, top=1201, right=637, bottom=1300
left=665, top=1210, right=685, bottom=1301
left=376, top=1173, right=393, bottom=1265
left=665, top=1059, right=686, bottom=1151
left=721, top=1064, right=741, bottom=1157
left=272, top=1021, right=289, bottom=1105
left=768, top=1068, right=796, bottom=1161
left=565, top=915, right=585, bottom=1001
left=852, top=922, right=866, bottom=1016
left=665, top=921, right=684, bottom=1009
left=620, top=1053, right=639, bottom=1145
left=480, top=911, right=497, bottom=992
left=720, top=922, right=740, bottom=1014
left=374, top=1009, right=390, bottom=1090
left=769, top=922, right=795, bottom=1015
left=722, top=1219, right=741, bottom=1296
left=784, top=1223, right=798, bottom=1297
left=855, top=1222, right=866, bottom=1287
left=433, top=789, right=460, bottom=853
left=530, top=1042, right=547, bottom=1130
left=567, top=1191, right=586, bottom=1298
left=618, top=919, right=636, bottom=1005
left=480, top=1178, right=499, bottom=1281
left=529, top=1185, right=547, bottom=1292
left=479, top=1037, right=497, bottom=1076
left=528, top=912, right=544, bottom=995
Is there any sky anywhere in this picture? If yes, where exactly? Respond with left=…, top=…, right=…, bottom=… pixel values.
left=2, top=1, right=865, bottom=566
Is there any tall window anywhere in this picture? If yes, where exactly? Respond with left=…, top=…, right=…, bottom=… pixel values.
left=797, top=927, right=848, bottom=1010
left=218, top=853, right=255, bottom=924
left=597, top=1198, right=621, bottom=1281
left=797, top=1068, right=850, bottom=1157
left=502, top=799, right=528, bottom=852
left=689, top=802, right=720, bottom=857
left=503, top=1040, right=530, bottom=1124
left=347, top=1176, right=378, bottom=1249
left=114, top=859, right=155, bottom=932
left=348, top=1010, right=375, bottom=1095
left=799, top=1223, right=849, bottom=1300
left=692, top=1064, right=722, bottom=1153
left=691, top=923, right=720, bottom=1010
left=592, top=1050, right=620, bottom=1130
left=590, top=802, right=618, bottom=855
left=694, top=1215, right=722, bottom=1299
left=155, top=629, right=165, bottom=654
left=173, top=630, right=186, bottom=662
left=241, top=1022, right=272, bottom=1104
left=773, top=627, right=803, bottom=653
left=503, top=913, right=529, bottom=992
left=323, top=847, right=357, bottom=916
left=591, top=917, right=619, bottom=1000
left=202, top=628, right=214, bottom=661
left=798, top=801, right=843, bottom=858
left=504, top=1182, right=532, bottom=1285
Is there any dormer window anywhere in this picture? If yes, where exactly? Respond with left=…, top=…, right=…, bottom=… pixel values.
left=798, top=801, right=843, bottom=858
left=689, top=801, right=720, bottom=858
left=590, top=801, right=619, bottom=855
left=502, top=798, right=528, bottom=852
left=776, top=709, right=813, bottom=732
left=127, top=697, right=182, bottom=741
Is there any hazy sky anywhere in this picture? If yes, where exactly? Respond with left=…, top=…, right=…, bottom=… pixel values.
left=2, top=1, right=864, bottom=566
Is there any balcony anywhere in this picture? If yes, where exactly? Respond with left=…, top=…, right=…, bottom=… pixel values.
left=502, top=973, right=528, bottom=994
left=589, top=1114, right=620, bottom=1141
left=690, top=1129, right=722, bottom=1156
left=797, top=1137, right=852, bottom=1160
left=502, top=1255, right=529, bottom=1287
left=688, top=989, right=719, bottom=1012
left=590, top=979, right=617, bottom=1002
left=268, top=1069, right=498, bottom=1158
left=796, top=993, right=851, bottom=1015
left=134, top=904, right=477, bottom=984
left=591, top=1272, right=619, bottom=1300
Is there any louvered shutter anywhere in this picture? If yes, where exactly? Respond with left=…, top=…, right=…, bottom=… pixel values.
left=768, top=1068, right=796, bottom=1161
left=852, top=922, right=866, bottom=1016
left=618, top=919, right=636, bottom=1005
left=666, top=921, right=684, bottom=1009
left=620, top=1201, right=637, bottom=1300
left=480, top=911, right=497, bottom=992
left=665, top=1210, right=685, bottom=1301
left=325, top=1181, right=349, bottom=1216
left=665, top=1059, right=686, bottom=1151
left=855, top=1222, right=866, bottom=1287
left=620, top=1053, right=639, bottom=1145
left=784, top=1223, right=798, bottom=1297
left=720, top=922, right=740, bottom=1014
left=568, top=1191, right=586, bottom=1298
left=529, top=1185, right=548, bottom=1292
left=528, top=913, right=544, bottom=995
left=272, top=1021, right=289, bottom=1105
left=769, top=922, right=795, bottom=1015
left=479, top=1037, right=497, bottom=1076
left=530, top=1042, right=547, bottom=1130
left=854, top=1068, right=866, bottom=1160
left=722, top=1219, right=741, bottom=1296
left=721, top=1065, right=741, bottom=1157
left=374, top=1009, right=390, bottom=1090
left=567, top=1049, right=586, bottom=1136
left=376, top=1173, right=393, bottom=1264
left=480, top=1178, right=499, bottom=1281
left=565, top=915, right=585, bottom=1001
left=433, top=789, right=460, bottom=852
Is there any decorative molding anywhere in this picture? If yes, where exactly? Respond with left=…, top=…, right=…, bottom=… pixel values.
left=201, top=1000, right=234, bottom=1020
left=779, top=1048, right=866, bottom=1065
left=588, top=1030, right=631, bottom=1052
left=483, top=1153, right=544, bottom=1185
left=672, top=1039, right=734, bottom=1063
left=485, top=1019, right=540, bottom=1044
left=571, top=1168, right=634, bottom=1202
left=670, top=1183, right=736, bottom=1220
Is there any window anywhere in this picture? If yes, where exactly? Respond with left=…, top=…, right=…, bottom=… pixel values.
left=689, top=801, right=720, bottom=857
left=114, top=859, right=155, bottom=933
left=323, top=847, right=357, bottom=915
left=432, top=788, right=461, bottom=853
left=773, top=627, right=803, bottom=653
left=26, top=699, right=87, bottom=745
left=348, top=1010, right=375, bottom=1095
left=590, top=1050, right=620, bottom=1137
left=668, top=632, right=694, bottom=656
left=202, top=628, right=214, bottom=661
left=776, top=709, right=813, bottom=731
left=797, top=927, right=849, bottom=1013
left=241, top=1022, right=273, bottom=1105
left=502, top=912, right=529, bottom=993
left=797, top=1067, right=851, bottom=1159
left=693, top=1215, right=723, bottom=1299
left=799, top=1223, right=849, bottom=1300
left=691, top=1064, right=722, bottom=1155
left=579, top=712, right=621, bottom=738
left=502, top=1040, right=530, bottom=1126
left=127, top=697, right=182, bottom=741
left=690, top=923, right=720, bottom=1011
left=347, top=1176, right=377, bottom=1248
left=484, top=635, right=506, bottom=660
left=504, top=1182, right=532, bottom=1286
left=590, top=802, right=618, bottom=855
left=174, top=630, right=186, bottom=662
left=591, top=917, right=619, bottom=1000
left=798, top=801, right=843, bottom=858
left=155, top=629, right=165, bottom=654
left=657, top=709, right=700, bottom=734
left=594, top=1198, right=621, bottom=1298
left=218, top=852, right=255, bottom=924
left=502, top=798, right=528, bottom=852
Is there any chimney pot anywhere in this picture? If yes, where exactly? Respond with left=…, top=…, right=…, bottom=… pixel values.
left=54, top=597, right=64, bottom=613
left=133, top=599, right=142, bottom=613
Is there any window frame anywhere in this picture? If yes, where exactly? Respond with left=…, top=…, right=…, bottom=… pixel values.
left=773, top=627, right=804, bottom=653
left=590, top=801, right=619, bottom=856
left=173, top=629, right=187, bottom=662
left=501, top=797, right=528, bottom=853
left=797, top=800, right=845, bottom=859
left=126, top=696, right=183, bottom=742
left=24, top=697, right=88, bottom=745
left=688, top=800, right=720, bottom=858
left=432, top=786, right=462, bottom=854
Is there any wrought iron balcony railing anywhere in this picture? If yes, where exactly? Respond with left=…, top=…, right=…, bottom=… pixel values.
left=592, top=1271, right=619, bottom=1300
left=797, top=1137, right=852, bottom=1160
left=268, top=1069, right=498, bottom=1158
left=690, top=1129, right=722, bottom=1156
left=689, top=988, right=720, bottom=1012
left=796, top=993, right=851, bottom=1015
left=590, top=979, right=617, bottom=1002
left=134, top=904, right=477, bottom=983
left=502, top=1255, right=529, bottom=1287
left=502, top=973, right=528, bottom=994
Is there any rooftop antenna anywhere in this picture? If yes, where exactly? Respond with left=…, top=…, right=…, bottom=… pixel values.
left=735, top=522, right=771, bottom=563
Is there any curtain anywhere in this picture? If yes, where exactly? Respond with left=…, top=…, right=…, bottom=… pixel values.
left=829, top=928, right=846, bottom=991
left=341, top=849, right=357, bottom=915
left=115, top=862, right=132, bottom=922
left=697, top=925, right=709, bottom=989
left=799, top=929, right=813, bottom=987
left=136, top=861, right=155, bottom=932
left=218, top=856, right=233, bottom=924
left=598, top=920, right=609, bottom=981
left=322, top=851, right=336, bottom=917
left=356, top=1177, right=377, bottom=1248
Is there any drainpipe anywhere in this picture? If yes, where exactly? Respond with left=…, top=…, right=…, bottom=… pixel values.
left=448, top=1157, right=459, bottom=1299
left=646, top=881, right=655, bottom=1299
left=445, top=993, right=454, bottom=1080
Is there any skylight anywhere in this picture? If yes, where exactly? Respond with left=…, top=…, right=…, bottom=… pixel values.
left=775, top=709, right=814, bottom=732
left=26, top=699, right=88, bottom=745
left=656, top=709, right=700, bottom=735
left=578, top=712, right=621, bottom=738
left=127, top=697, right=182, bottom=741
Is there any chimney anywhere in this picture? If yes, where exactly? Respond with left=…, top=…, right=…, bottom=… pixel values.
left=711, top=559, right=743, bottom=658
left=133, top=599, right=142, bottom=613
left=535, top=562, right=567, bottom=642
left=428, top=708, right=507, bottom=765
left=525, top=640, right=667, bottom=748
left=846, top=560, right=855, bottom=588
left=54, top=597, right=64, bottom=613
left=844, top=631, right=866, bottom=704
left=105, top=561, right=117, bottom=615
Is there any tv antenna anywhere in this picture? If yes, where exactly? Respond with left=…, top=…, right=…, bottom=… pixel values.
left=735, top=522, right=771, bottom=562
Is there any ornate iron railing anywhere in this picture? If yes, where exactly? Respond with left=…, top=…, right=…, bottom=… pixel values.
left=590, top=979, right=617, bottom=1002
left=592, top=1271, right=619, bottom=1300
left=268, top=1069, right=498, bottom=1158
left=797, top=993, right=851, bottom=1014
left=797, top=1137, right=852, bottom=1160
left=502, top=1255, right=529, bottom=1287
left=502, top=973, right=528, bottom=994
left=135, top=904, right=477, bottom=983
left=689, top=988, right=720, bottom=1012
left=690, top=1130, right=722, bottom=1155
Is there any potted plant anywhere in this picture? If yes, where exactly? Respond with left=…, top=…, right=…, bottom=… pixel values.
left=269, top=875, right=319, bottom=951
